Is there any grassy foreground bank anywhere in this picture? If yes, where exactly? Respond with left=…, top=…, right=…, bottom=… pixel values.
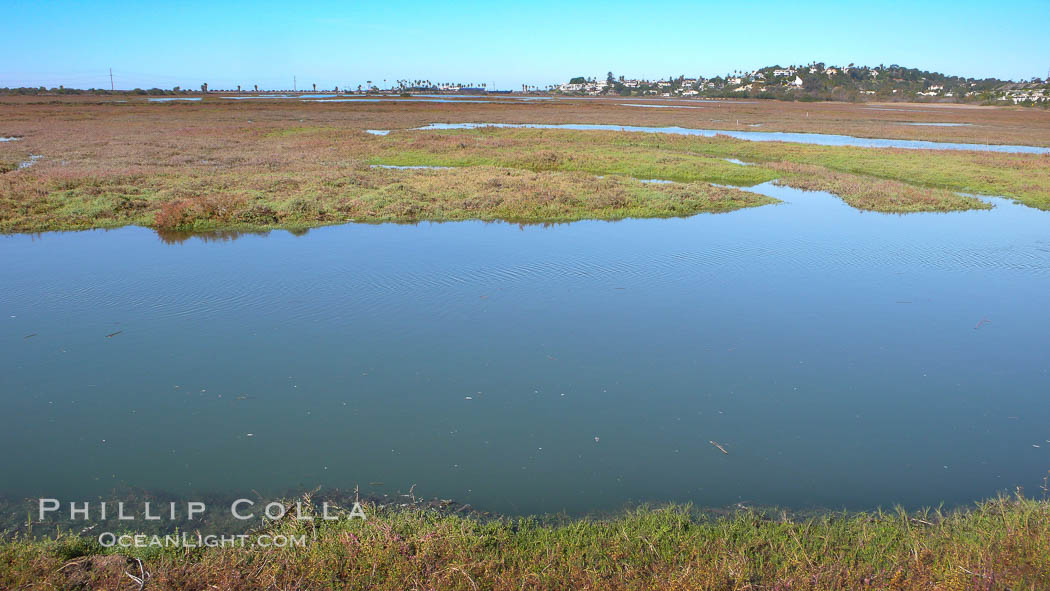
left=3, top=496, right=1049, bottom=590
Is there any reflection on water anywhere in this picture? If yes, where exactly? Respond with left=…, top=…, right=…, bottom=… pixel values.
left=155, top=228, right=281, bottom=245
left=3, top=185, right=1050, bottom=517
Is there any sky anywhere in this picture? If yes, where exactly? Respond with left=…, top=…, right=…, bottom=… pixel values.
left=3, top=0, right=1048, bottom=90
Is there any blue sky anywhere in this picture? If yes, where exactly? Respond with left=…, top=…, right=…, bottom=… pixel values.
left=3, top=0, right=1048, bottom=90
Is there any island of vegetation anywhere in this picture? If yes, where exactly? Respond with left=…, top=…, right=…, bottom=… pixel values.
left=2, top=96, right=1049, bottom=234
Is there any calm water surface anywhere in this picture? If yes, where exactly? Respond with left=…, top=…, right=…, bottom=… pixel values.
left=3, top=185, right=1050, bottom=515
left=418, top=123, right=1050, bottom=153
left=306, top=98, right=515, bottom=104
left=620, top=104, right=705, bottom=109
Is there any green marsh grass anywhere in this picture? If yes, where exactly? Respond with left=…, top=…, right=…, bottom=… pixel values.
left=3, top=495, right=1050, bottom=590
left=1, top=163, right=776, bottom=233
left=376, top=128, right=1047, bottom=211
left=4, top=107, right=1050, bottom=233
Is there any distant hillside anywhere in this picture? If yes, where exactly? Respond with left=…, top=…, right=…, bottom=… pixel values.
left=559, top=64, right=1049, bottom=106
left=3, top=63, right=1047, bottom=106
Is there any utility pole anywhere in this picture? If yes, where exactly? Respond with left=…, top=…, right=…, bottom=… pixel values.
left=109, top=68, right=114, bottom=91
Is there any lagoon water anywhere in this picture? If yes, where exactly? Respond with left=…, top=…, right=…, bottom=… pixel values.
left=897, top=122, right=973, bottom=127
left=418, top=123, right=1050, bottom=153
left=3, top=185, right=1050, bottom=515
left=620, top=103, right=705, bottom=109
left=371, top=164, right=453, bottom=170
left=306, top=98, right=514, bottom=104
